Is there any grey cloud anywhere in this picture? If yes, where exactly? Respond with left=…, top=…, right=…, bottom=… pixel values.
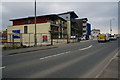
left=1, top=2, right=118, bottom=34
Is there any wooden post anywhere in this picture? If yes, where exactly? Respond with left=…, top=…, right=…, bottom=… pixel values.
left=12, top=35, right=14, bottom=48
left=20, top=33, right=23, bottom=46
left=29, top=33, right=30, bottom=47
left=50, top=31, right=53, bottom=45
left=9, top=34, right=11, bottom=47
left=67, top=34, right=70, bottom=44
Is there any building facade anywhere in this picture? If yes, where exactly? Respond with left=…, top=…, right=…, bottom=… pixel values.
left=7, top=14, right=67, bottom=45
left=91, top=29, right=100, bottom=40
left=75, top=18, right=88, bottom=38
left=7, top=11, right=91, bottom=45
left=58, top=11, right=79, bottom=39
left=0, top=30, right=7, bottom=42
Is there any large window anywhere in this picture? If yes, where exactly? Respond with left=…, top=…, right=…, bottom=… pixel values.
left=24, top=26, right=28, bottom=34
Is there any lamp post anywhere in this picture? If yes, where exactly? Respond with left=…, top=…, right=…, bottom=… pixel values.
left=110, top=19, right=112, bottom=34
left=34, top=0, right=37, bottom=46
left=110, top=18, right=114, bottom=35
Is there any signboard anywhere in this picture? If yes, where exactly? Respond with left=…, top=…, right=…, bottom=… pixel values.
left=58, top=27, right=60, bottom=32
left=12, top=30, right=20, bottom=38
left=42, top=35, right=48, bottom=42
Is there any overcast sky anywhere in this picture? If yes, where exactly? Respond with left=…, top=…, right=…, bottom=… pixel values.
left=1, top=0, right=119, bottom=34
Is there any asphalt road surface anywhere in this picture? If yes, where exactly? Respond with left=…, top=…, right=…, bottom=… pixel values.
left=2, top=39, right=119, bottom=78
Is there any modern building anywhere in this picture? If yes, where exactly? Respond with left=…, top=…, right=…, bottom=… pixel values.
left=75, top=18, right=88, bottom=38
left=91, top=29, right=100, bottom=40
left=7, top=11, right=90, bottom=45
left=7, top=14, right=67, bottom=45
left=58, top=11, right=79, bottom=39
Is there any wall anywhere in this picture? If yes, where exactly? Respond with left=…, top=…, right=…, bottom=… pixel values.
left=7, top=23, right=51, bottom=45
left=13, top=17, right=51, bottom=26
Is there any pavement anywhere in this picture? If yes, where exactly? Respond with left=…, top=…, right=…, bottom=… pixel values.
left=2, top=45, right=58, bottom=56
left=2, top=39, right=119, bottom=78
left=98, top=54, right=119, bottom=78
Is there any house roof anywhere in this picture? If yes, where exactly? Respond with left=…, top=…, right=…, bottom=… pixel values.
left=10, top=14, right=67, bottom=22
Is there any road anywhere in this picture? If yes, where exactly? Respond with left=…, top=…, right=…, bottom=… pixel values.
left=2, top=40, right=119, bottom=78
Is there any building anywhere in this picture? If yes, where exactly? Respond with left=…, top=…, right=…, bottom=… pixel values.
left=7, top=14, right=67, bottom=46
left=75, top=18, right=88, bottom=38
left=7, top=11, right=90, bottom=45
left=91, top=29, right=100, bottom=40
left=58, top=11, right=79, bottom=39
left=0, top=30, right=7, bottom=42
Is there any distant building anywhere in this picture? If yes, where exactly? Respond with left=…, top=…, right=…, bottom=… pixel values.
left=91, top=29, right=100, bottom=40
left=0, top=30, right=7, bottom=42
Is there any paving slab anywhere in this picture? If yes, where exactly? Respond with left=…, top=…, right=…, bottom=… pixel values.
left=99, top=56, right=118, bottom=78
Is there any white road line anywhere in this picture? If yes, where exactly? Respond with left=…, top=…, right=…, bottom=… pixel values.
left=65, top=51, right=71, bottom=53
left=0, top=66, right=6, bottom=69
left=40, top=51, right=71, bottom=60
left=40, top=45, right=93, bottom=60
left=79, top=45, right=93, bottom=51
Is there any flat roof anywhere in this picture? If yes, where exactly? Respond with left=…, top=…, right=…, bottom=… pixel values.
left=10, top=14, right=67, bottom=22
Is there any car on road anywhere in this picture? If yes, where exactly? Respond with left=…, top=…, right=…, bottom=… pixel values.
left=98, top=33, right=110, bottom=42
left=110, top=34, right=117, bottom=40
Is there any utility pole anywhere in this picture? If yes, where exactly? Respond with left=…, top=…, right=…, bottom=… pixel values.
left=110, top=18, right=115, bottom=35
left=110, top=19, right=112, bottom=34
left=34, top=0, right=37, bottom=46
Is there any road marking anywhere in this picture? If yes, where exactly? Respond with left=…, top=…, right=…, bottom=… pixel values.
left=65, top=51, right=71, bottom=53
left=0, top=66, right=6, bottom=69
left=40, top=45, right=93, bottom=60
left=40, top=51, right=71, bottom=60
left=79, top=45, right=92, bottom=51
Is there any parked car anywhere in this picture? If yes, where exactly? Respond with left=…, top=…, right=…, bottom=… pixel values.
left=81, top=36, right=86, bottom=40
left=110, top=35, right=117, bottom=40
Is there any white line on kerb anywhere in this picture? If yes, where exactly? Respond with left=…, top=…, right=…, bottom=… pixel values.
left=79, top=45, right=92, bottom=51
left=0, top=66, right=6, bottom=69
left=40, top=51, right=71, bottom=60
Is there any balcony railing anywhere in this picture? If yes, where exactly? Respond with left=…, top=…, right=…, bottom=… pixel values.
left=83, top=28, right=87, bottom=31
left=83, top=23, right=87, bottom=26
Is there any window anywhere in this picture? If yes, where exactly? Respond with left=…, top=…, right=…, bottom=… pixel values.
left=28, top=20, right=31, bottom=24
left=24, top=26, right=28, bottom=34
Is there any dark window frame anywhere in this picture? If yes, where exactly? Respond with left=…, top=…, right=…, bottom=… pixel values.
left=24, top=26, right=28, bottom=34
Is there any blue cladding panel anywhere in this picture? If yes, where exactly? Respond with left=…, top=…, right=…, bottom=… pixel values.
left=12, top=30, right=20, bottom=38
left=87, top=23, right=91, bottom=35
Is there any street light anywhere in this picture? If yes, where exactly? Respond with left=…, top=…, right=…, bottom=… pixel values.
left=110, top=18, right=114, bottom=35
left=34, top=0, right=37, bottom=46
